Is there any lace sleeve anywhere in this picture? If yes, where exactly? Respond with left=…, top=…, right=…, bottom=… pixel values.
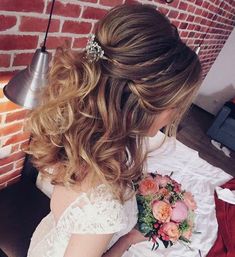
left=57, top=184, right=128, bottom=235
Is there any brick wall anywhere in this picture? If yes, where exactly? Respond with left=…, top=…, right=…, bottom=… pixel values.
left=0, top=0, right=235, bottom=189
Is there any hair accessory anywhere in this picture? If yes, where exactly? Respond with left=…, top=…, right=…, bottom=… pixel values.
left=85, top=34, right=106, bottom=62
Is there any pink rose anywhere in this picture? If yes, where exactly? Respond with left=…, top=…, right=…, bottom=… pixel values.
left=172, top=181, right=181, bottom=193
left=139, top=176, right=159, bottom=196
left=183, top=192, right=197, bottom=211
left=152, top=200, right=172, bottom=223
left=171, top=201, right=188, bottom=222
left=155, top=175, right=171, bottom=187
left=160, top=222, right=180, bottom=242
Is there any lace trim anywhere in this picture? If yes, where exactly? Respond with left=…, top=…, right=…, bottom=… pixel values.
left=56, top=184, right=128, bottom=234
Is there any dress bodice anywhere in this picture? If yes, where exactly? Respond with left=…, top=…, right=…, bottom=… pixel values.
left=27, top=184, right=138, bottom=257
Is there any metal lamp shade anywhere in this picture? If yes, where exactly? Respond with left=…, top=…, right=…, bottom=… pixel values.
left=3, top=49, right=50, bottom=109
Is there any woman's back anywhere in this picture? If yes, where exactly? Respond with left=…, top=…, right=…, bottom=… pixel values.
left=27, top=183, right=138, bottom=257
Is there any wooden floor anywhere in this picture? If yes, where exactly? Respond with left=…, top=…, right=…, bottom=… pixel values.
left=177, top=105, right=235, bottom=177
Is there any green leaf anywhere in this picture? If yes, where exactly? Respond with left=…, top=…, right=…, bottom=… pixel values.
left=179, top=236, right=191, bottom=243
left=161, top=239, right=169, bottom=248
left=154, top=241, right=159, bottom=250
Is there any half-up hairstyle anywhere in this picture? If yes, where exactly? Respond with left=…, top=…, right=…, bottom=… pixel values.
left=27, top=4, right=202, bottom=202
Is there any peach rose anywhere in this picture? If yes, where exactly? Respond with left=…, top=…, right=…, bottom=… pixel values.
left=161, top=222, right=180, bottom=242
left=139, top=176, right=159, bottom=196
left=171, top=201, right=188, bottom=222
left=158, top=188, right=170, bottom=197
left=183, top=192, right=197, bottom=211
left=155, top=175, right=171, bottom=187
left=152, top=200, right=172, bottom=223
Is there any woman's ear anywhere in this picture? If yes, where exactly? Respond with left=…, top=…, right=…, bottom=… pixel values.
left=146, top=109, right=176, bottom=137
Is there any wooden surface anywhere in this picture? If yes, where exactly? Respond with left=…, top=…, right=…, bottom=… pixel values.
left=177, top=105, right=235, bottom=177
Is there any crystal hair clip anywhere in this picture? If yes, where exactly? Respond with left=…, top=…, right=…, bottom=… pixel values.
left=85, top=34, right=106, bottom=62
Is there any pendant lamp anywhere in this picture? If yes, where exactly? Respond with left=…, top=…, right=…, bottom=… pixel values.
left=3, top=0, right=56, bottom=109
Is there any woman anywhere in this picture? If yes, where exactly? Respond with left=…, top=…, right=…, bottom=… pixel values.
left=27, top=3, right=202, bottom=257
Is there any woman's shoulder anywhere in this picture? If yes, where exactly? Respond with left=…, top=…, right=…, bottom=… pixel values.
left=51, top=184, right=129, bottom=234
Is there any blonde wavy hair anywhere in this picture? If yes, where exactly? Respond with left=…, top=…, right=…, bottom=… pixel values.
left=27, top=4, right=202, bottom=202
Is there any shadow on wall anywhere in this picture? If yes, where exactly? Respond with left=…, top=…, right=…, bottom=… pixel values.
left=194, top=84, right=235, bottom=115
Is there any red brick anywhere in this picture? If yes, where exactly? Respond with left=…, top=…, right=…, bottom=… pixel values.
left=0, top=0, right=44, bottom=12
left=0, top=183, right=6, bottom=190
left=0, top=35, right=38, bottom=50
left=0, top=151, right=25, bottom=166
left=195, top=9, right=203, bottom=15
left=20, top=17, right=60, bottom=32
left=6, top=174, right=21, bottom=186
left=0, top=163, right=14, bottom=175
left=62, top=21, right=92, bottom=34
left=13, top=53, right=34, bottom=66
left=187, top=15, right=194, bottom=22
left=15, top=158, right=25, bottom=169
left=20, top=140, right=30, bottom=151
left=209, top=5, right=217, bottom=13
left=12, top=144, right=20, bottom=153
left=166, top=0, right=180, bottom=8
left=0, top=73, right=14, bottom=83
left=0, top=15, right=17, bottom=31
left=43, top=36, right=72, bottom=50
left=100, top=0, right=123, bottom=6
left=4, top=132, right=30, bottom=146
left=168, top=10, right=178, bottom=19
left=0, top=54, right=11, bottom=68
left=0, top=122, right=22, bottom=137
left=0, top=101, right=21, bottom=113
left=171, top=20, right=180, bottom=28
left=179, top=23, right=188, bottom=30
left=179, top=2, right=188, bottom=11
left=188, top=5, right=196, bottom=13
left=178, top=13, right=188, bottom=20
left=180, top=31, right=189, bottom=38
left=158, top=7, right=169, bottom=15
left=5, top=109, right=29, bottom=123
left=0, top=168, right=22, bottom=184
left=195, top=17, right=203, bottom=24
left=73, top=37, right=89, bottom=49
left=188, top=24, right=196, bottom=30
left=195, top=0, right=203, bottom=5
left=46, top=2, right=81, bottom=18
left=82, top=7, right=108, bottom=20
left=188, top=32, right=195, bottom=37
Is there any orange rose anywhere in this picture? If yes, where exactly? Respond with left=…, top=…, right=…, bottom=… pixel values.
left=139, top=177, right=159, bottom=196
left=183, top=192, right=197, bottom=211
left=161, top=222, right=180, bottom=242
left=152, top=200, right=172, bottom=223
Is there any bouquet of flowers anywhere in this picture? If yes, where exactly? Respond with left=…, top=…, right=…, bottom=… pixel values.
left=135, top=172, right=197, bottom=250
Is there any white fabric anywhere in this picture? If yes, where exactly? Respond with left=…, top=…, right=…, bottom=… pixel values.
left=35, top=131, right=232, bottom=257
left=215, top=186, right=235, bottom=204
left=27, top=184, right=137, bottom=257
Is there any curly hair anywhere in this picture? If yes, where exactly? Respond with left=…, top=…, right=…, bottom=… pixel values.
left=26, top=4, right=202, bottom=202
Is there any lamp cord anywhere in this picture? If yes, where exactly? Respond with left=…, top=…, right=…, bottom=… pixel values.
left=41, top=0, right=56, bottom=52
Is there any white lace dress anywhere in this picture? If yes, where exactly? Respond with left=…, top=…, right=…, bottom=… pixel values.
left=27, top=184, right=138, bottom=257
